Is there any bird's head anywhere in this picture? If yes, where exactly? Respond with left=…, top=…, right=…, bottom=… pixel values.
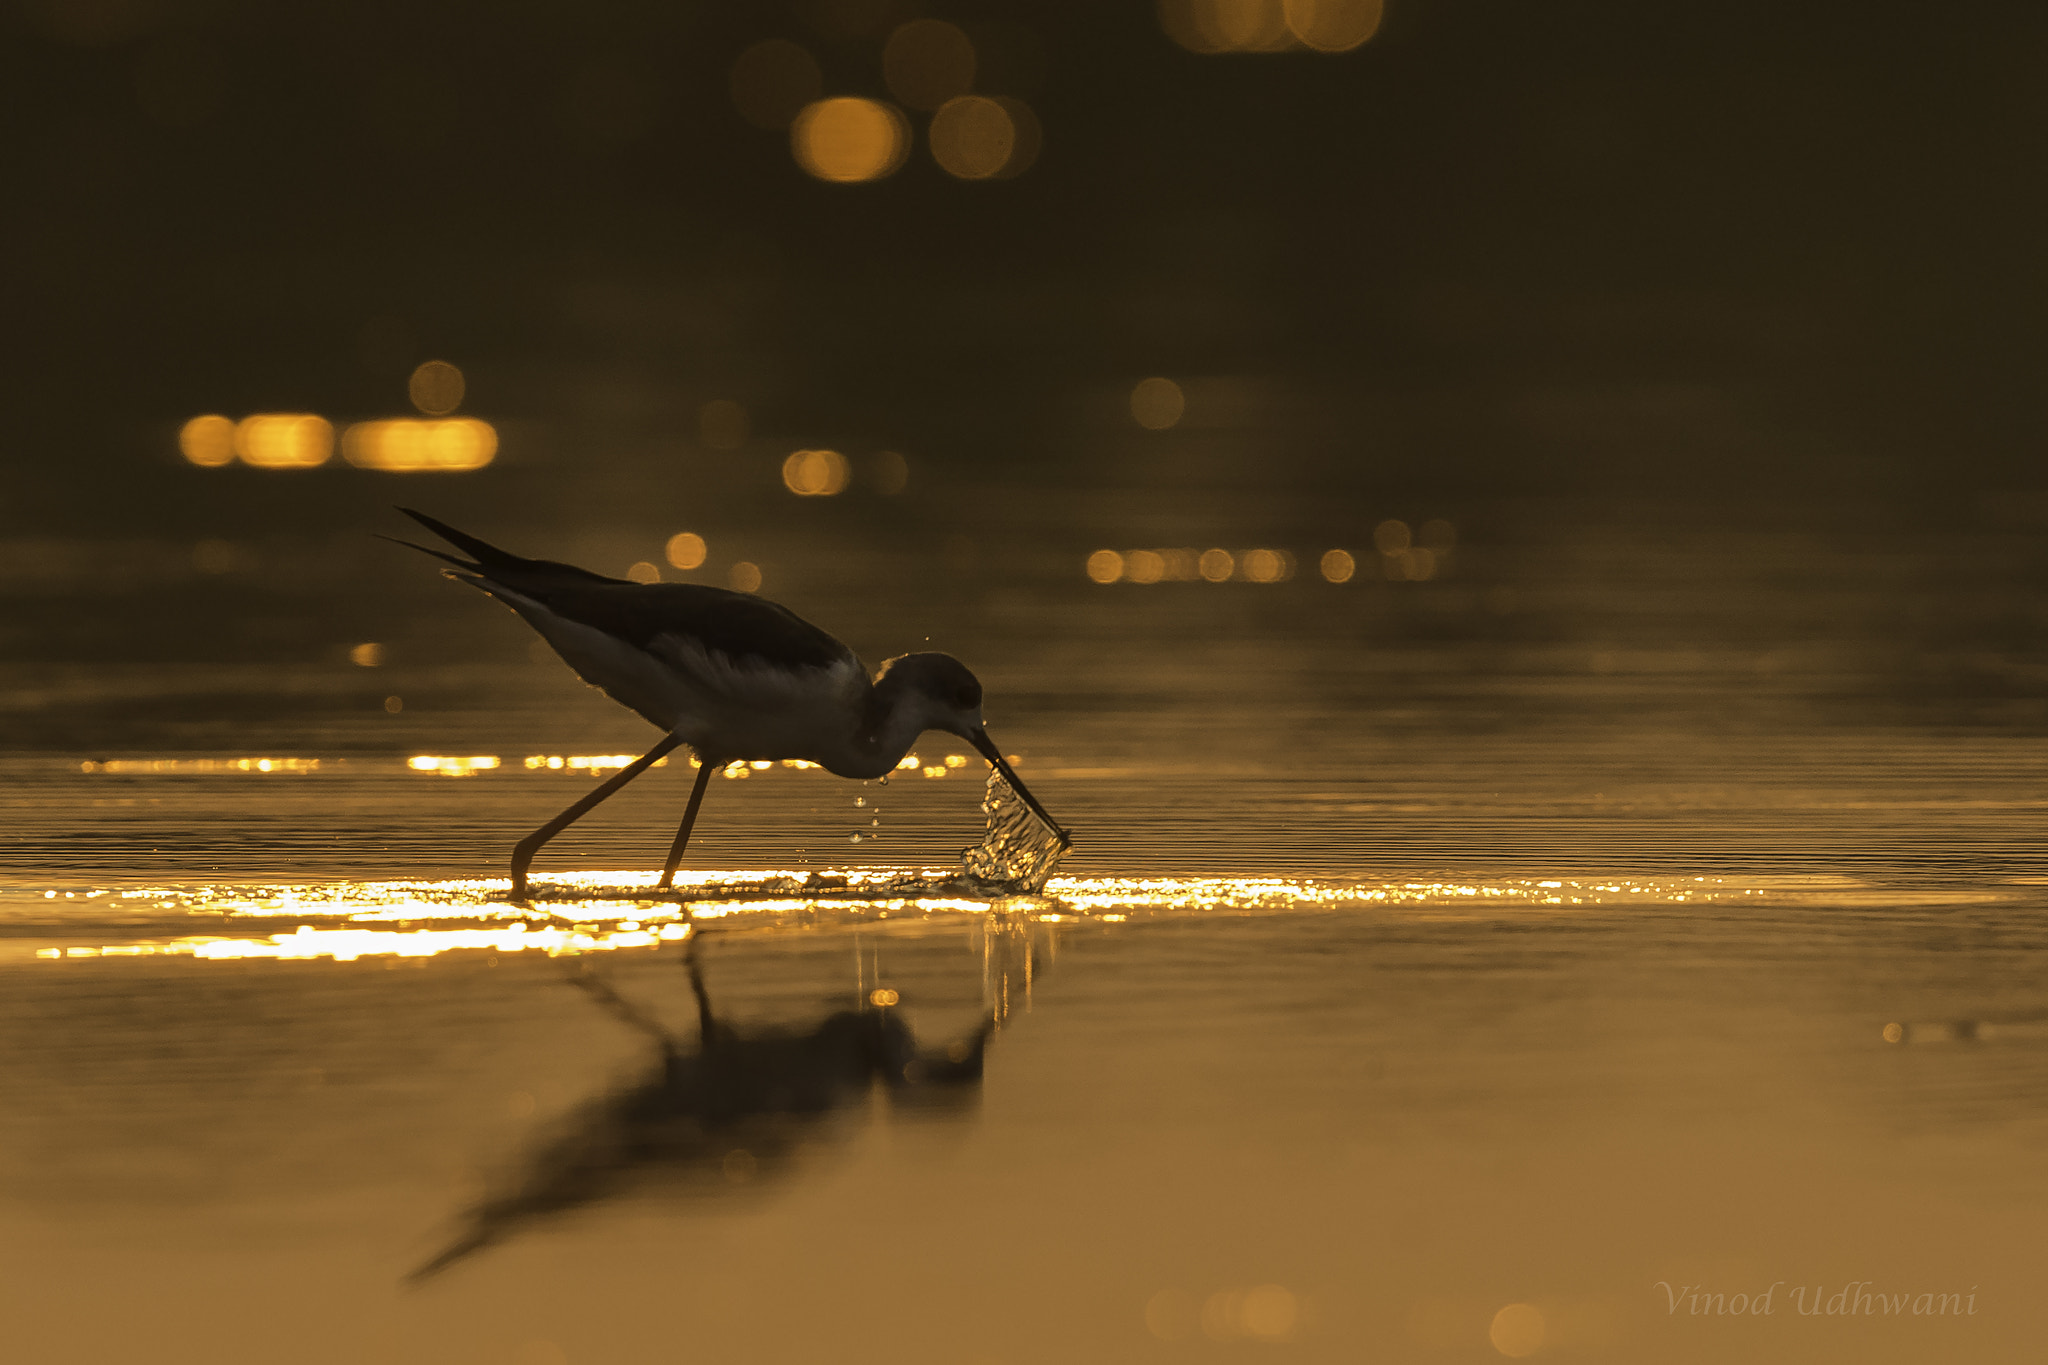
left=872, top=652, right=1069, bottom=848
left=874, top=651, right=985, bottom=738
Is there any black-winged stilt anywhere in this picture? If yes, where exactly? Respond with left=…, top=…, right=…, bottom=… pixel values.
left=390, top=509, right=1069, bottom=897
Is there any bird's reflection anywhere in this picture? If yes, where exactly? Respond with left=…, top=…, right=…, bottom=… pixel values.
left=408, top=922, right=1036, bottom=1283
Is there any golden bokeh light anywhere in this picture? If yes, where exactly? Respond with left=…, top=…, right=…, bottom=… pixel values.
left=1198, top=1291, right=1241, bottom=1340
left=869, top=987, right=901, bottom=1007
left=340, top=418, right=497, bottom=471
left=1242, top=548, right=1293, bottom=582
left=406, top=755, right=501, bottom=777
left=883, top=20, right=975, bottom=111
left=1239, top=1285, right=1300, bottom=1339
left=730, top=39, right=823, bottom=131
left=700, top=399, right=749, bottom=450
left=1320, top=548, right=1355, bottom=582
left=665, top=532, right=707, bottom=570
left=869, top=449, right=909, bottom=494
left=1489, top=1303, right=1545, bottom=1358
left=1373, top=518, right=1412, bottom=553
left=1382, top=546, right=1437, bottom=581
left=1212, top=0, right=1294, bottom=51
left=234, top=414, right=333, bottom=468
left=1282, top=0, right=1384, bottom=51
left=929, top=95, right=1040, bottom=180
left=1095, top=547, right=1309, bottom=584
left=178, top=414, right=236, bottom=467
left=782, top=448, right=850, bottom=495
left=1125, top=549, right=1167, bottom=584
left=730, top=561, right=763, bottom=593
left=1131, top=376, right=1186, bottom=429
left=791, top=98, right=909, bottom=183
left=1160, top=0, right=1296, bottom=54
left=408, top=359, right=465, bottom=415
left=1086, top=549, right=1125, bottom=583
left=626, top=561, right=661, bottom=584
left=348, top=642, right=384, bottom=667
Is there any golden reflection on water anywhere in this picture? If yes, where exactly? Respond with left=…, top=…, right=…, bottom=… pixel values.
left=13, top=871, right=1789, bottom=967
left=80, top=756, right=322, bottom=774
left=406, top=754, right=501, bottom=777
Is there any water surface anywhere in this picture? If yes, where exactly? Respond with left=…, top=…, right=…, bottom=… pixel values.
left=3, top=498, right=2045, bottom=1363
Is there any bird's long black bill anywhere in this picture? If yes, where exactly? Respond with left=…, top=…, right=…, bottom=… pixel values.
left=970, top=730, right=1071, bottom=850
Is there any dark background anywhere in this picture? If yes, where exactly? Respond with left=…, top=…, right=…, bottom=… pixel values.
left=9, top=0, right=2048, bottom=767
left=8, top=0, right=2047, bottom=529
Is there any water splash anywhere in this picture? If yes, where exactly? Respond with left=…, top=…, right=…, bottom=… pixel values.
left=960, top=768, right=1067, bottom=894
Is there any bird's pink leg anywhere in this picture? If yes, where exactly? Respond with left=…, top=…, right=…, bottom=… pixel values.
left=510, top=736, right=682, bottom=899
left=657, top=757, right=717, bottom=892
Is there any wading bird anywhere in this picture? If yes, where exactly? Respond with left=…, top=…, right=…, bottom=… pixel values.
left=390, top=510, right=1069, bottom=897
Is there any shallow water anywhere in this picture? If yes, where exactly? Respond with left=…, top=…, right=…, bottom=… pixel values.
left=4, top=498, right=2047, bottom=1362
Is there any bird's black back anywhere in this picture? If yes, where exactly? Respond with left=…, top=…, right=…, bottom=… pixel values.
left=396, top=509, right=853, bottom=673
left=529, top=581, right=852, bottom=672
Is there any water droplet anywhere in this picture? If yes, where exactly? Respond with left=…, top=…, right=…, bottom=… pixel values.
left=855, top=797, right=865, bottom=807
left=961, top=768, right=1066, bottom=893
left=849, top=833, right=862, bottom=843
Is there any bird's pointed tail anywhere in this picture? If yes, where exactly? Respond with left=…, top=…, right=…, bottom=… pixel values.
left=377, top=534, right=477, bottom=573
left=395, top=508, right=525, bottom=567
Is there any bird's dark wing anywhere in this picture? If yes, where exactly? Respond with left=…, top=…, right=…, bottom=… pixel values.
left=535, top=582, right=854, bottom=673
left=391, top=510, right=856, bottom=675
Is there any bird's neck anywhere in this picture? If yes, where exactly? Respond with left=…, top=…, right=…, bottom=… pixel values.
left=818, top=684, right=929, bottom=780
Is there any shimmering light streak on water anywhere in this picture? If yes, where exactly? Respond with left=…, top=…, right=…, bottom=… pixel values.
left=8, top=867, right=1952, bottom=966
left=45, top=922, right=685, bottom=962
